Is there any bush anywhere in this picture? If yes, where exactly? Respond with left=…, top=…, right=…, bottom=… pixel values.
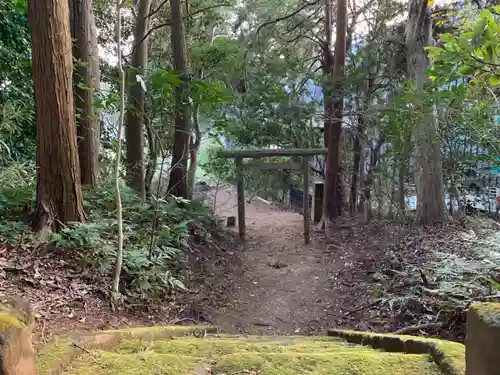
left=0, top=176, right=221, bottom=303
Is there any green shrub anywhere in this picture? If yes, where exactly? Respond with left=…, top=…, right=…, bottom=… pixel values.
left=0, top=176, right=221, bottom=303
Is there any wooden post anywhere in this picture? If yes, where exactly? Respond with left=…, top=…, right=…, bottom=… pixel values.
left=235, top=157, right=246, bottom=240
left=303, top=156, right=310, bottom=244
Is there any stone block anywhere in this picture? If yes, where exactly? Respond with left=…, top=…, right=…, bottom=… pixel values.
left=466, top=302, right=500, bottom=375
left=0, top=296, right=37, bottom=375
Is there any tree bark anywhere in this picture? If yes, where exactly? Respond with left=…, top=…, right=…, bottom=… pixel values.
left=125, top=0, right=151, bottom=200
left=28, top=0, right=86, bottom=232
left=398, top=162, right=406, bottom=211
left=350, top=117, right=362, bottom=214
left=186, top=26, right=214, bottom=200
left=322, top=0, right=334, bottom=148
left=187, top=101, right=201, bottom=200
left=406, top=0, right=447, bottom=225
left=69, top=0, right=100, bottom=185
left=167, top=0, right=190, bottom=198
left=359, top=138, right=384, bottom=221
left=349, top=79, right=373, bottom=214
left=323, top=0, right=347, bottom=224
left=90, top=8, right=101, bottom=176
left=145, top=108, right=158, bottom=198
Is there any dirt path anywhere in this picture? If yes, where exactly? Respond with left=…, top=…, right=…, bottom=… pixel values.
left=209, top=187, right=346, bottom=335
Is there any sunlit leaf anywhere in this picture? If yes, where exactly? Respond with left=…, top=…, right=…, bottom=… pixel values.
left=489, top=75, right=500, bottom=87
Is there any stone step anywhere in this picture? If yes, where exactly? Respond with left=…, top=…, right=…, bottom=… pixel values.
left=34, top=327, right=460, bottom=375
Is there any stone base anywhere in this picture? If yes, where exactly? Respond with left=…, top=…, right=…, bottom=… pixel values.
left=0, top=296, right=38, bottom=375
left=466, top=303, right=500, bottom=375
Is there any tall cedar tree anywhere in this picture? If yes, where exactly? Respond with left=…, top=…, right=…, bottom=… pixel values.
left=168, top=0, right=190, bottom=198
left=28, top=0, right=86, bottom=231
left=406, top=0, right=447, bottom=225
left=125, top=0, right=151, bottom=200
left=323, top=0, right=347, bottom=224
left=69, top=0, right=101, bottom=185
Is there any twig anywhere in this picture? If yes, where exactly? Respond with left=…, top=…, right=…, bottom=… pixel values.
left=481, top=293, right=500, bottom=300
left=72, top=342, right=95, bottom=356
left=255, top=1, right=318, bottom=43
left=394, top=323, right=442, bottom=335
left=133, top=3, right=230, bottom=52
left=253, top=196, right=272, bottom=205
left=343, top=299, right=381, bottom=317
left=144, top=0, right=168, bottom=19
left=168, top=317, right=200, bottom=325
left=419, top=269, right=429, bottom=288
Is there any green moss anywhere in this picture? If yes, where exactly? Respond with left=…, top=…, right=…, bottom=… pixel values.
left=433, top=342, right=465, bottom=375
left=213, top=352, right=443, bottom=375
left=58, top=334, right=450, bottom=375
left=469, top=302, right=500, bottom=327
left=0, top=311, right=26, bottom=330
left=101, top=325, right=215, bottom=336
left=63, top=351, right=201, bottom=375
left=328, top=329, right=465, bottom=375
left=35, top=327, right=467, bottom=375
left=36, top=338, right=73, bottom=374
left=113, top=336, right=368, bottom=357
left=62, top=340, right=443, bottom=375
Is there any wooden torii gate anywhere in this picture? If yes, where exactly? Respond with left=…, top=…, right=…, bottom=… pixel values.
left=218, top=148, right=327, bottom=244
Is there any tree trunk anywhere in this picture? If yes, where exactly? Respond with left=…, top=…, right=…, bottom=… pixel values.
left=69, top=0, right=100, bottom=185
left=322, top=0, right=333, bottom=148
left=406, top=0, right=447, bottom=225
left=398, top=130, right=412, bottom=214
left=398, top=162, right=406, bottom=211
left=167, top=0, right=190, bottom=198
left=28, top=0, right=86, bottom=232
left=359, top=138, right=384, bottom=221
left=186, top=28, right=214, bottom=200
left=358, top=148, right=365, bottom=212
left=350, top=119, right=362, bottom=214
left=187, top=101, right=201, bottom=200
left=388, top=163, right=397, bottom=219
left=90, top=9, right=101, bottom=176
left=125, top=0, right=151, bottom=200
left=323, top=0, right=347, bottom=225
left=349, top=78, right=373, bottom=214
left=145, top=113, right=157, bottom=198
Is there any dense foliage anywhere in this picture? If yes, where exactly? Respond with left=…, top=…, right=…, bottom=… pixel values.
left=0, top=0, right=499, bottom=304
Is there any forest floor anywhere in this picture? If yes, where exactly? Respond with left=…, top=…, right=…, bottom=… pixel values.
left=2, top=186, right=500, bottom=347
left=207, top=186, right=394, bottom=336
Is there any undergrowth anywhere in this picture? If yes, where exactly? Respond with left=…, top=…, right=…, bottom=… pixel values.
left=0, top=171, right=222, bottom=303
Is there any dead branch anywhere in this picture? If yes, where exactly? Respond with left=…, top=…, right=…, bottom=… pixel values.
left=145, top=0, right=168, bottom=19
left=168, top=317, right=201, bottom=325
left=133, top=3, right=230, bottom=52
left=394, top=323, right=442, bottom=335
left=255, top=1, right=319, bottom=43
left=343, top=299, right=382, bottom=317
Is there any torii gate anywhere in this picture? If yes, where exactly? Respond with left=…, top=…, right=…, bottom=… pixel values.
left=218, top=148, right=327, bottom=244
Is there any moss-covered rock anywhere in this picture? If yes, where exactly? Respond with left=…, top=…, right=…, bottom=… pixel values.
left=59, top=335, right=445, bottom=375
left=213, top=352, right=442, bottom=375
left=0, top=296, right=38, bottom=375
left=36, top=337, right=73, bottom=374
left=34, top=326, right=466, bottom=375
left=328, top=329, right=465, bottom=375
left=465, top=302, right=500, bottom=375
